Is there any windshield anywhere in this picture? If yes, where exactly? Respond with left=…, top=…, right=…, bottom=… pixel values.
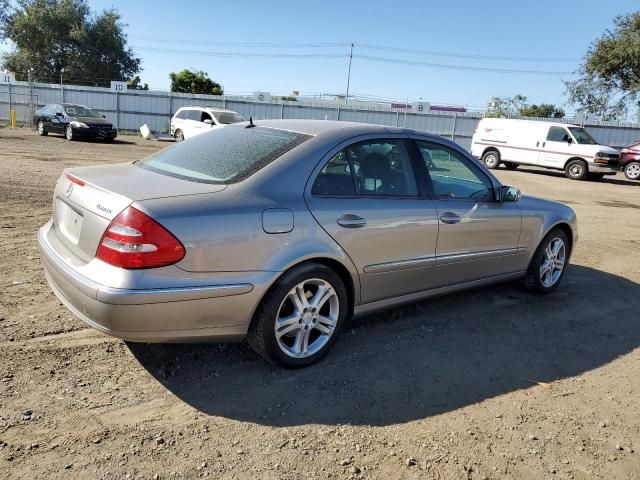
left=64, top=105, right=103, bottom=118
left=214, top=112, right=245, bottom=125
left=568, top=127, right=598, bottom=145
left=138, top=126, right=311, bottom=184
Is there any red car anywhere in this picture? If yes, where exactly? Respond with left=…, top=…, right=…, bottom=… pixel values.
left=620, top=141, right=640, bottom=180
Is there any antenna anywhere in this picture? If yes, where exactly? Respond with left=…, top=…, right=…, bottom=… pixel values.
left=246, top=116, right=256, bottom=128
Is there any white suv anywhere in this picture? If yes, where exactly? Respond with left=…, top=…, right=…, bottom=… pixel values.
left=170, top=107, right=245, bottom=141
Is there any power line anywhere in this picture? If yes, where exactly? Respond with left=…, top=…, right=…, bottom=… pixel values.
left=354, top=54, right=575, bottom=76
left=133, top=46, right=346, bottom=59
left=357, top=43, right=581, bottom=63
left=131, top=36, right=349, bottom=49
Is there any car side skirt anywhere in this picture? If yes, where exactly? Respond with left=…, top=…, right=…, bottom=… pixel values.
left=353, top=271, right=525, bottom=317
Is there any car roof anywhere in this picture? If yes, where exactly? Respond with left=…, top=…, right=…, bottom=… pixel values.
left=479, top=117, right=579, bottom=129
left=253, top=119, right=414, bottom=137
left=177, top=106, right=237, bottom=113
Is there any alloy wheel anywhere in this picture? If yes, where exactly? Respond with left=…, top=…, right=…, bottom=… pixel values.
left=625, top=162, right=640, bottom=180
left=540, top=237, right=566, bottom=288
left=274, top=278, right=339, bottom=359
left=37, top=121, right=44, bottom=134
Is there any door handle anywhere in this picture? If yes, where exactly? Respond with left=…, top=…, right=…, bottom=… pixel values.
left=439, top=212, right=461, bottom=224
left=536, top=141, right=539, bottom=147
left=542, top=141, right=546, bottom=148
left=337, top=214, right=367, bottom=228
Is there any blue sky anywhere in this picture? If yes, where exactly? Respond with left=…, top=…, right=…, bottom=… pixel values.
left=6, top=1, right=640, bottom=110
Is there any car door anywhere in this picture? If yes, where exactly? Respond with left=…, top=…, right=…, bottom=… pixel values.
left=182, top=109, right=202, bottom=139
left=413, top=139, right=525, bottom=287
left=539, top=126, right=574, bottom=168
left=49, top=104, right=65, bottom=133
left=306, top=135, right=440, bottom=304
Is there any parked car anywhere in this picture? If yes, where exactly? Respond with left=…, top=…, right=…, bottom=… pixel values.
left=39, top=120, right=577, bottom=368
left=170, top=106, right=245, bottom=142
left=470, top=118, right=619, bottom=180
left=619, top=141, right=640, bottom=180
left=34, top=103, right=117, bottom=142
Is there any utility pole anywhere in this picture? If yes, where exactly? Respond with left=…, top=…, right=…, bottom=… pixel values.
left=345, top=43, right=354, bottom=105
left=60, top=68, right=65, bottom=103
left=28, top=68, right=34, bottom=128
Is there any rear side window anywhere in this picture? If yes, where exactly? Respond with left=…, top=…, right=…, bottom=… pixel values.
left=547, top=126, right=569, bottom=142
left=187, top=110, right=201, bottom=121
left=138, top=126, right=311, bottom=184
left=174, top=110, right=189, bottom=119
left=312, top=151, right=355, bottom=196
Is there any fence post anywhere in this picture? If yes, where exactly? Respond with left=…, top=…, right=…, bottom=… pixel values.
left=115, top=90, right=120, bottom=131
left=28, top=69, right=34, bottom=128
left=280, top=102, right=284, bottom=119
left=337, top=105, right=341, bottom=121
left=451, top=113, right=458, bottom=141
left=168, top=91, right=173, bottom=133
left=7, top=81, right=11, bottom=126
left=395, top=111, right=399, bottom=127
left=222, top=96, right=226, bottom=109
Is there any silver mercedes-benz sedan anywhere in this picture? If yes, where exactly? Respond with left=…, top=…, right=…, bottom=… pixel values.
left=39, top=120, right=577, bottom=367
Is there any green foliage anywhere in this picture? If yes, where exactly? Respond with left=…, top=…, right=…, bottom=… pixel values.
left=566, top=11, right=640, bottom=120
left=487, top=95, right=564, bottom=118
left=127, top=75, right=148, bottom=90
left=169, top=69, right=223, bottom=95
left=0, top=0, right=12, bottom=39
left=2, top=0, right=141, bottom=86
left=520, top=103, right=565, bottom=118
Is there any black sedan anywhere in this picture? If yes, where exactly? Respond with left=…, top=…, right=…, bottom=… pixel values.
left=34, top=103, right=117, bottom=142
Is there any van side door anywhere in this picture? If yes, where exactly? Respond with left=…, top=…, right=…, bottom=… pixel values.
left=539, top=126, right=575, bottom=168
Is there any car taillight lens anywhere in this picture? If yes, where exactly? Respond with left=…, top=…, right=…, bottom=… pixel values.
left=96, top=206, right=185, bottom=269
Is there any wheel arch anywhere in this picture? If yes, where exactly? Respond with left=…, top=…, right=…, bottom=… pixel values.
left=564, top=156, right=587, bottom=169
left=539, top=221, right=575, bottom=258
left=482, top=146, right=501, bottom=158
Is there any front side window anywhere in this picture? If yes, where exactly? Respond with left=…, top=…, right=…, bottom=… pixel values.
left=346, top=140, right=418, bottom=196
left=201, top=111, right=213, bottom=123
left=312, top=151, right=355, bottom=196
left=568, top=127, right=597, bottom=145
left=138, top=126, right=310, bottom=184
left=416, top=141, right=494, bottom=201
left=547, top=126, right=570, bottom=142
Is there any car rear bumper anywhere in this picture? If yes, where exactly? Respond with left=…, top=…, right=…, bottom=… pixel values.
left=38, top=223, right=268, bottom=343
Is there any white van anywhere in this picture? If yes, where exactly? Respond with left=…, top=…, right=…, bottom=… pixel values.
left=170, top=107, right=245, bottom=142
left=470, top=118, right=620, bottom=180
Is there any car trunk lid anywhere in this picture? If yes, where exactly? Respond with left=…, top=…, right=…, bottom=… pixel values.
left=51, top=162, right=226, bottom=262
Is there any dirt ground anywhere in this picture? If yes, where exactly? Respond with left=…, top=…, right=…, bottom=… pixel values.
left=0, top=127, right=639, bottom=480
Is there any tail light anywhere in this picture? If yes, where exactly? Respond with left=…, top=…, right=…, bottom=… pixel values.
left=96, top=207, right=185, bottom=269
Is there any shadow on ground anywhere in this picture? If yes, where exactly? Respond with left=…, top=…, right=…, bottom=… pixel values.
left=504, top=165, right=639, bottom=187
left=128, top=265, right=640, bottom=427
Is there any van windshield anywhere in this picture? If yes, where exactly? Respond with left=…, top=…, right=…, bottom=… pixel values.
left=568, top=127, right=597, bottom=145
left=138, top=126, right=310, bottom=184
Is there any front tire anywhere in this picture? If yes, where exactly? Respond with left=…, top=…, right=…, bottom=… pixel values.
left=482, top=150, right=500, bottom=169
left=624, top=161, right=640, bottom=181
left=565, top=159, right=588, bottom=180
left=174, top=129, right=184, bottom=142
left=65, top=125, right=74, bottom=141
left=247, top=263, right=348, bottom=368
left=522, top=228, right=570, bottom=294
left=37, top=121, right=48, bottom=136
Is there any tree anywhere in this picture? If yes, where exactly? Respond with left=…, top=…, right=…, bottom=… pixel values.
left=127, top=75, right=148, bottom=90
left=2, top=0, right=141, bottom=87
left=169, top=69, right=223, bottom=95
left=520, top=103, right=565, bottom=118
left=0, top=0, right=12, bottom=39
left=566, top=11, right=640, bottom=120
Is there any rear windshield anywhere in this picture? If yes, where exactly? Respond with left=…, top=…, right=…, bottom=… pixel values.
left=138, top=126, right=311, bottom=184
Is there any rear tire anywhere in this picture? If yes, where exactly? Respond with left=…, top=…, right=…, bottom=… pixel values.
left=522, top=228, right=570, bottom=294
left=564, top=159, right=588, bottom=180
left=37, top=120, right=48, bottom=136
left=247, top=263, right=348, bottom=368
left=482, top=150, right=500, bottom=169
left=503, top=162, right=519, bottom=170
left=624, top=161, right=640, bottom=181
left=174, top=129, right=184, bottom=142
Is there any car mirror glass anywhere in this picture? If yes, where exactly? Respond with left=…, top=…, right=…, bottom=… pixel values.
left=501, top=186, right=521, bottom=202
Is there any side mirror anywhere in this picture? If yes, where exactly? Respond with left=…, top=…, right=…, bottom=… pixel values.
left=500, top=185, right=521, bottom=202
left=56, top=112, right=63, bottom=117
left=562, top=134, right=572, bottom=144
left=203, top=119, right=213, bottom=125
left=102, top=115, right=106, bottom=119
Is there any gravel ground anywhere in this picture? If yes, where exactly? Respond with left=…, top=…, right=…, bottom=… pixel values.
left=1, top=128, right=639, bottom=480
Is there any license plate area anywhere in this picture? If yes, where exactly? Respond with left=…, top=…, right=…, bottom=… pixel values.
left=55, top=198, right=84, bottom=244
